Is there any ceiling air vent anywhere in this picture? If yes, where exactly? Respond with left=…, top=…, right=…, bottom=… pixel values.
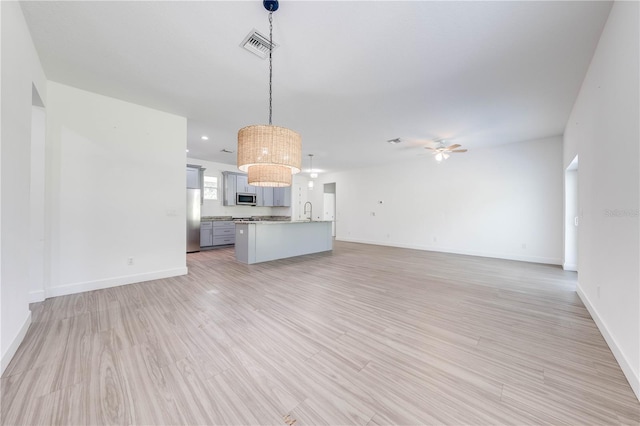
left=240, top=29, right=277, bottom=59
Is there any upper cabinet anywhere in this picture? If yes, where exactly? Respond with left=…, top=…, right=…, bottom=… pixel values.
left=259, top=186, right=274, bottom=206
left=236, top=174, right=257, bottom=194
left=186, top=165, right=203, bottom=189
left=222, top=172, right=237, bottom=206
left=187, top=165, right=205, bottom=204
left=273, top=187, right=291, bottom=207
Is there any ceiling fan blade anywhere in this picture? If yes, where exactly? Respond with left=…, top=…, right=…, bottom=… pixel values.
left=446, top=144, right=461, bottom=150
left=451, top=149, right=468, bottom=153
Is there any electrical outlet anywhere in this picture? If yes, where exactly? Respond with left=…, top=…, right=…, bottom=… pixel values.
left=127, top=257, right=134, bottom=265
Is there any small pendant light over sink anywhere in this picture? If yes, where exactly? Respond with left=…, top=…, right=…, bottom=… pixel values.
left=307, top=154, right=315, bottom=190
left=237, top=0, right=301, bottom=187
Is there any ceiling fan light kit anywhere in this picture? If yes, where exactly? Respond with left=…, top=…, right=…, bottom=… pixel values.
left=434, top=152, right=447, bottom=163
left=237, top=0, right=301, bottom=187
left=425, top=140, right=468, bottom=163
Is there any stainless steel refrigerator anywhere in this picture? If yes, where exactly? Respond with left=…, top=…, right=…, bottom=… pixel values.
left=186, top=188, right=201, bottom=253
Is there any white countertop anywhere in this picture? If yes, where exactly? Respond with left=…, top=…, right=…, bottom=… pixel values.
left=235, top=220, right=332, bottom=225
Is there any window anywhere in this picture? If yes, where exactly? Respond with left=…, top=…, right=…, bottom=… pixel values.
left=203, top=176, right=218, bottom=200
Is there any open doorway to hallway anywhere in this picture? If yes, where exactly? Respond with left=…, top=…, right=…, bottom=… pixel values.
left=564, top=156, right=578, bottom=272
left=323, top=183, right=336, bottom=237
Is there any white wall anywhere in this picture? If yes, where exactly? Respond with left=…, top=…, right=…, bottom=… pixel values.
left=185, top=157, right=308, bottom=218
left=564, top=0, right=639, bottom=400
left=563, top=162, right=578, bottom=271
left=30, top=104, right=46, bottom=302
left=311, top=136, right=564, bottom=265
left=292, top=179, right=310, bottom=221
left=46, top=82, right=188, bottom=298
left=0, top=1, right=48, bottom=374
left=1, top=0, right=3, bottom=375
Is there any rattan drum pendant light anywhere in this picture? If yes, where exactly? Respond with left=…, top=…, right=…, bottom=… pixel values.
left=237, top=0, right=301, bottom=187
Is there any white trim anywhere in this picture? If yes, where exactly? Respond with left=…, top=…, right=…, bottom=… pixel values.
left=577, top=285, right=640, bottom=402
left=336, top=237, right=563, bottom=265
left=29, top=290, right=45, bottom=303
left=563, top=263, right=578, bottom=271
left=45, top=267, right=188, bottom=298
left=1, top=311, right=32, bottom=375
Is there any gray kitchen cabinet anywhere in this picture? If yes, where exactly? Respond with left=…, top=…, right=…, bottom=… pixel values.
left=201, top=221, right=234, bottom=247
left=212, top=221, right=235, bottom=246
left=187, top=165, right=204, bottom=189
left=200, top=221, right=213, bottom=247
left=273, top=187, right=291, bottom=206
left=236, top=174, right=257, bottom=194
left=222, top=172, right=237, bottom=206
left=259, top=187, right=274, bottom=206
left=254, top=187, right=263, bottom=206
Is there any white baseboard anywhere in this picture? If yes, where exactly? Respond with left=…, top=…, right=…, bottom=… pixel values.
left=336, top=237, right=563, bottom=265
left=1, top=311, right=32, bottom=376
left=563, top=262, right=578, bottom=271
left=577, top=285, right=640, bottom=402
left=45, top=267, right=188, bottom=299
left=29, top=289, right=45, bottom=303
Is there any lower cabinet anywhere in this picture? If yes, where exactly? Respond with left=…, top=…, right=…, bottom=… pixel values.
left=200, top=221, right=213, bottom=247
left=201, top=221, right=235, bottom=247
left=212, top=221, right=235, bottom=245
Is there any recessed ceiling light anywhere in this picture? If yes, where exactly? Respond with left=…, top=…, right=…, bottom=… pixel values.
left=186, top=149, right=190, bottom=153
left=201, top=135, right=209, bottom=140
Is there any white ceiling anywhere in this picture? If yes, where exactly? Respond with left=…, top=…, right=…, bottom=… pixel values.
left=21, top=1, right=611, bottom=174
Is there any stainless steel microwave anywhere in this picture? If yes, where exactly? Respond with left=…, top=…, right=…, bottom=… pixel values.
left=236, top=193, right=257, bottom=206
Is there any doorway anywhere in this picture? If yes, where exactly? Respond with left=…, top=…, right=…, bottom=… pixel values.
left=564, top=156, right=578, bottom=271
left=323, top=183, right=336, bottom=237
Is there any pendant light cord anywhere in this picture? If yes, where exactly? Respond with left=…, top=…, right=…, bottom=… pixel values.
left=268, top=9, right=273, bottom=125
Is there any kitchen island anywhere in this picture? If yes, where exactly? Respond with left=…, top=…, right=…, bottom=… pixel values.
left=235, top=221, right=333, bottom=264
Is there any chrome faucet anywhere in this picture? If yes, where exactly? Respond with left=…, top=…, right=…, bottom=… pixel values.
left=303, top=202, right=313, bottom=221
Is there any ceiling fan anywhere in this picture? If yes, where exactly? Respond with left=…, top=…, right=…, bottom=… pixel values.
left=425, top=140, right=467, bottom=162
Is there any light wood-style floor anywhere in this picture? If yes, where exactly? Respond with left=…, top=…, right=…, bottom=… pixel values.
left=2, top=241, right=639, bottom=425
